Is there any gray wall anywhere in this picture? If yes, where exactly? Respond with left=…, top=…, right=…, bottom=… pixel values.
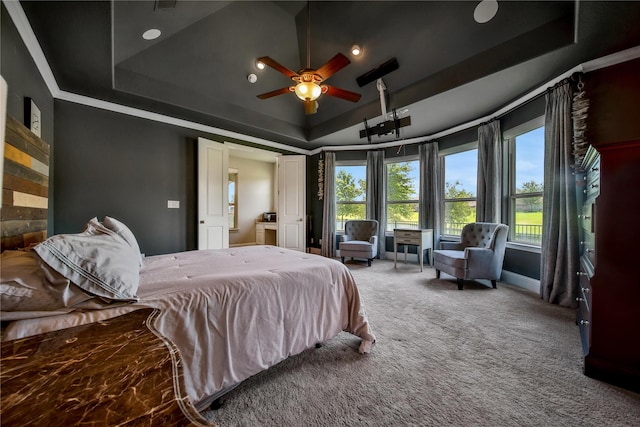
left=1, top=4, right=55, bottom=234
left=53, top=100, right=204, bottom=256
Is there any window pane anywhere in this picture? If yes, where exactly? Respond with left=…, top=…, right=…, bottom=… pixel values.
left=443, top=149, right=477, bottom=235
left=511, top=125, right=544, bottom=245
left=386, top=160, right=419, bottom=232
left=444, top=149, right=477, bottom=198
left=335, top=165, right=366, bottom=202
left=513, top=196, right=543, bottom=244
left=514, top=127, right=544, bottom=194
left=443, top=201, right=476, bottom=235
left=386, top=203, right=419, bottom=231
left=335, top=164, right=366, bottom=231
left=336, top=204, right=366, bottom=231
left=228, top=172, right=238, bottom=229
left=387, top=161, right=419, bottom=201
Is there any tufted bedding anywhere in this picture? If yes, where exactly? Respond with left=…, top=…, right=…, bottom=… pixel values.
left=2, top=245, right=375, bottom=411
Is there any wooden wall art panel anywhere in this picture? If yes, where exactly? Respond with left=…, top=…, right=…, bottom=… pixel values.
left=1, top=115, right=49, bottom=251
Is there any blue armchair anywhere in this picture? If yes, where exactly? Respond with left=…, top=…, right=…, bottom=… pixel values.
left=339, top=220, right=379, bottom=267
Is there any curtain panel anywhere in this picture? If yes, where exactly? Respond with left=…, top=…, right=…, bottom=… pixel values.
left=366, top=150, right=386, bottom=258
left=540, top=81, right=580, bottom=307
left=321, top=152, right=336, bottom=258
left=476, top=120, right=502, bottom=223
left=419, top=142, right=441, bottom=248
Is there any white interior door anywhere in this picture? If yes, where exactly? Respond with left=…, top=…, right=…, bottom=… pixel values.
left=278, top=155, right=306, bottom=251
left=198, top=137, right=229, bottom=249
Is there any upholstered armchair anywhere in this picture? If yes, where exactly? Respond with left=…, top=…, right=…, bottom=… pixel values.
left=433, top=222, right=509, bottom=290
left=339, top=220, right=379, bottom=266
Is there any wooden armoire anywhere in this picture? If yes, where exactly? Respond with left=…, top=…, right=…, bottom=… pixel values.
left=576, top=58, right=640, bottom=392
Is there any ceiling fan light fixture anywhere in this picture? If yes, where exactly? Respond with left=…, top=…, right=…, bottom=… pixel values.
left=351, top=44, right=362, bottom=56
left=256, top=60, right=265, bottom=70
left=294, top=81, right=322, bottom=101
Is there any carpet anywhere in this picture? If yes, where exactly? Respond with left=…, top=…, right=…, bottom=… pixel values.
left=203, top=259, right=640, bottom=426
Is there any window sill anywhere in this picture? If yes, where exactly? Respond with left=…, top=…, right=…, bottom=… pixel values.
left=506, top=242, right=541, bottom=253
left=230, top=228, right=240, bottom=233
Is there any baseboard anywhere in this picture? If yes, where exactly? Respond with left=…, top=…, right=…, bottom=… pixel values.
left=229, top=242, right=258, bottom=248
left=501, top=270, right=540, bottom=294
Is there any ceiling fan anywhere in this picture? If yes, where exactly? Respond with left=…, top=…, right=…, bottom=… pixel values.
left=256, top=1, right=361, bottom=115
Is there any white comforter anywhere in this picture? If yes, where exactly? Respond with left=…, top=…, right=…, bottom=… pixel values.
left=3, top=246, right=376, bottom=411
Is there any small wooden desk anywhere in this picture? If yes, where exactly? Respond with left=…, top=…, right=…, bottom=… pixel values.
left=256, top=221, right=278, bottom=245
left=393, top=228, right=433, bottom=272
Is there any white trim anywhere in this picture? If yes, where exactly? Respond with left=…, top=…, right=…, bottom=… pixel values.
left=502, top=116, right=545, bottom=140
left=582, top=45, right=640, bottom=72
left=3, top=0, right=60, bottom=97
left=58, top=90, right=309, bottom=155
left=501, top=270, right=540, bottom=294
left=6, top=0, right=639, bottom=156
left=506, top=242, right=542, bottom=254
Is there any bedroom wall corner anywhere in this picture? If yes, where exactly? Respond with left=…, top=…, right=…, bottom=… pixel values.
left=1, top=3, right=55, bottom=238
left=52, top=100, right=207, bottom=256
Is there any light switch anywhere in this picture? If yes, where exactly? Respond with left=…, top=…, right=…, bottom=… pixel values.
left=168, top=200, right=180, bottom=209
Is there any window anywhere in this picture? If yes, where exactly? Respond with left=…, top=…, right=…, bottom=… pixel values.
left=335, top=163, right=366, bottom=231
left=228, top=169, right=238, bottom=229
left=386, top=159, right=419, bottom=231
left=508, top=124, right=544, bottom=245
left=441, top=148, right=478, bottom=236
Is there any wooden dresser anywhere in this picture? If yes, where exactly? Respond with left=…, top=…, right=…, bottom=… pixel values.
left=576, top=141, right=640, bottom=392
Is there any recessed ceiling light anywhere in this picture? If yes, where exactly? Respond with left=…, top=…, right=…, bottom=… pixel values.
left=474, top=0, right=499, bottom=24
left=142, top=28, right=161, bottom=40
left=351, top=44, right=362, bottom=56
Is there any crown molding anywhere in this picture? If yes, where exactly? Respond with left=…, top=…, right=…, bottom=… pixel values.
left=5, top=0, right=639, bottom=157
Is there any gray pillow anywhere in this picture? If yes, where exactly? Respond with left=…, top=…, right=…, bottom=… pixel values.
left=0, top=250, right=105, bottom=320
left=103, top=216, right=143, bottom=266
left=34, top=218, right=140, bottom=302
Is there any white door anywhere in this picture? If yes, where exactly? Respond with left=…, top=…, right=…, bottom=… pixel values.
left=278, top=155, right=306, bottom=251
left=198, top=137, right=229, bottom=249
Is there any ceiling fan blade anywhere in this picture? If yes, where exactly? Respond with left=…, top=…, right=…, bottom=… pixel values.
left=257, top=56, right=298, bottom=79
left=324, top=86, right=361, bottom=102
left=257, top=87, right=292, bottom=99
left=316, top=53, right=351, bottom=80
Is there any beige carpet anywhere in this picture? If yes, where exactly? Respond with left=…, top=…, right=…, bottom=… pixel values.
left=203, top=259, right=640, bottom=426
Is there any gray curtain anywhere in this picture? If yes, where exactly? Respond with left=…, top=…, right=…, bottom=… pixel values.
left=419, top=142, right=441, bottom=248
left=366, top=150, right=386, bottom=258
left=321, top=152, right=336, bottom=258
left=476, top=120, right=502, bottom=223
left=540, top=81, right=580, bottom=307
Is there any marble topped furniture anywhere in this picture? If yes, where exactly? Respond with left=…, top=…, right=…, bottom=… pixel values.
left=0, top=308, right=212, bottom=426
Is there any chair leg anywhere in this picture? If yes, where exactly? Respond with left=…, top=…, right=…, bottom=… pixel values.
left=436, top=269, right=441, bottom=279
left=491, top=280, right=497, bottom=289
left=367, top=259, right=372, bottom=267
left=341, top=257, right=345, bottom=263
left=457, top=278, right=464, bottom=290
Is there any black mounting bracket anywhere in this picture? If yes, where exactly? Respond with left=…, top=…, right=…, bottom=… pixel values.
left=360, top=109, right=411, bottom=141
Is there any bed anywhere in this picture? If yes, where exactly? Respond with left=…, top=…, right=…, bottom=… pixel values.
left=1, top=217, right=375, bottom=418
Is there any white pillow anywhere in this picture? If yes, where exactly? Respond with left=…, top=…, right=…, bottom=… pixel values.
left=0, top=250, right=109, bottom=321
left=103, top=216, right=143, bottom=266
left=34, top=218, right=140, bottom=302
